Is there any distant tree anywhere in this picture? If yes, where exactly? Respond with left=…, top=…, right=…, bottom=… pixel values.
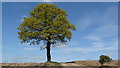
left=17, top=3, right=76, bottom=62
left=99, top=55, right=113, bottom=66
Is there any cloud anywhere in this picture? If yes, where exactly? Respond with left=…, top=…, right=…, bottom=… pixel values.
left=76, top=14, right=95, bottom=32
left=2, top=56, right=45, bottom=63
left=61, top=39, right=118, bottom=56
left=24, top=47, right=38, bottom=50
left=84, top=35, right=101, bottom=41
left=94, top=24, right=118, bottom=37
left=53, top=42, right=67, bottom=47
left=84, top=35, right=106, bottom=48
left=91, top=42, right=105, bottom=48
left=43, top=0, right=53, bottom=3
left=93, top=6, right=117, bottom=38
left=24, top=42, right=67, bottom=51
left=63, top=52, right=72, bottom=55
left=44, top=0, right=51, bottom=2
left=77, top=6, right=117, bottom=33
left=21, top=15, right=27, bottom=22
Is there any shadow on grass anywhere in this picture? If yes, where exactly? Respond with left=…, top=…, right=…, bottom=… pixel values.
left=99, top=66, right=119, bottom=68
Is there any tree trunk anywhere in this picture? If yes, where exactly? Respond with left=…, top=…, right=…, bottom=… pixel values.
left=46, top=41, right=51, bottom=62
left=101, top=63, right=103, bottom=66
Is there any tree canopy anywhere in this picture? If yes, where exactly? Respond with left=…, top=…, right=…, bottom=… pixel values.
left=99, top=55, right=113, bottom=65
left=17, top=3, right=76, bottom=46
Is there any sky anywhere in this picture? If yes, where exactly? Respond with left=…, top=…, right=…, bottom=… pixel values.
left=0, top=2, right=2, bottom=63
left=2, top=2, right=118, bottom=63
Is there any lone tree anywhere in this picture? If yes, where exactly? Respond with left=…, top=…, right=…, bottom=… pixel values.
left=99, top=55, right=113, bottom=66
left=17, top=3, right=76, bottom=62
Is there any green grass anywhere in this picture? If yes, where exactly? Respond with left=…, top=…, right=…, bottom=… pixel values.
left=52, top=62, right=61, bottom=66
left=44, top=61, right=62, bottom=68
left=45, top=61, right=61, bottom=66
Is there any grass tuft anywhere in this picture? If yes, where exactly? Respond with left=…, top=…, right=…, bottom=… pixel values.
left=45, top=61, right=61, bottom=66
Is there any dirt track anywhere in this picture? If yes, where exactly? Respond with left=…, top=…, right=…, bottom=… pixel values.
left=61, top=63, right=89, bottom=68
left=61, top=63, right=82, bottom=66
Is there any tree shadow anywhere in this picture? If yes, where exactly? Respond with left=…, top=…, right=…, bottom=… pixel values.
left=99, top=65, right=118, bottom=68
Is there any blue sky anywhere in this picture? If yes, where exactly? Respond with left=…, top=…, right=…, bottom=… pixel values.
left=2, top=2, right=118, bottom=63
left=0, top=2, right=2, bottom=63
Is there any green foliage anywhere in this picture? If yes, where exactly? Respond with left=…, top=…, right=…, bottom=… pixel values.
left=99, top=55, right=113, bottom=65
left=45, top=61, right=61, bottom=66
left=17, top=3, right=76, bottom=45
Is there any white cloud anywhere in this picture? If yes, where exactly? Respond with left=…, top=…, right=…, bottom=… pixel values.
left=54, top=42, right=67, bottom=47
left=91, top=42, right=105, bottom=48
left=24, top=47, right=38, bottom=50
left=24, top=42, right=67, bottom=51
left=93, top=7, right=117, bottom=37
left=76, top=13, right=96, bottom=32
left=61, top=39, right=118, bottom=55
left=21, top=15, right=27, bottom=22
left=95, top=25, right=118, bottom=38
left=84, top=35, right=101, bottom=41
left=63, top=52, right=72, bottom=55
left=77, top=6, right=117, bottom=34
left=3, top=56, right=45, bottom=63
left=44, top=0, right=51, bottom=2
left=84, top=35, right=105, bottom=48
